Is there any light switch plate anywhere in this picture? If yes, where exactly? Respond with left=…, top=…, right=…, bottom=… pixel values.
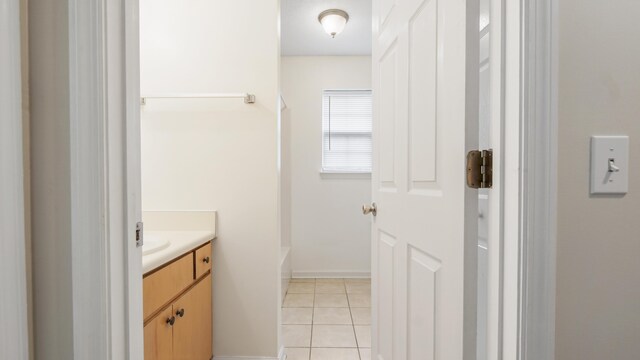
left=590, top=136, right=629, bottom=194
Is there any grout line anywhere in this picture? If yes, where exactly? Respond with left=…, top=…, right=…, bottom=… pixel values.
left=309, top=283, right=315, bottom=359
left=344, top=278, right=363, bottom=360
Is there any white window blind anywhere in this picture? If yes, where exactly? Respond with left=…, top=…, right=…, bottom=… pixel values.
left=322, top=90, right=373, bottom=173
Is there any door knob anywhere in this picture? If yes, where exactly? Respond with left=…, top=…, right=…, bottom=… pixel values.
left=362, top=203, right=377, bottom=216
left=166, top=316, right=175, bottom=326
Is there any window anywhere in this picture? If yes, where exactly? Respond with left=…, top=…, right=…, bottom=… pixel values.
left=322, top=90, right=373, bottom=173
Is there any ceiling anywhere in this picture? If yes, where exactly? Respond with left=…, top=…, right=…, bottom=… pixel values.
left=281, top=0, right=372, bottom=56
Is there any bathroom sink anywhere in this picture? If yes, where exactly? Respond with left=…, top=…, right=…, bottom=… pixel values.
left=142, top=235, right=170, bottom=256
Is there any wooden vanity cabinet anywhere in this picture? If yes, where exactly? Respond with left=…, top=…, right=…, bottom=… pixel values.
left=144, top=242, right=213, bottom=360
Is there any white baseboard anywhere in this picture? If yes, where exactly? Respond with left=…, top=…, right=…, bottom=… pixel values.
left=214, top=348, right=286, bottom=360
left=213, top=356, right=280, bottom=360
left=292, top=270, right=371, bottom=279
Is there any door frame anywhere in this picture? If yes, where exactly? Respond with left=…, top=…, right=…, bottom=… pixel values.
left=497, top=0, right=558, bottom=358
left=48, top=0, right=557, bottom=358
left=1, top=0, right=30, bottom=358
left=515, top=0, right=558, bottom=358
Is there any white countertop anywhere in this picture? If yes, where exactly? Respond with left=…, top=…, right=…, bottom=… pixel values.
left=142, top=230, right=216, bottom=274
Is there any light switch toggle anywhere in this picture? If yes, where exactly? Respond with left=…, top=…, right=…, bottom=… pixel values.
left=608, top=158, right=620, bottom=173
left=591, top=136, right=629, bottom=194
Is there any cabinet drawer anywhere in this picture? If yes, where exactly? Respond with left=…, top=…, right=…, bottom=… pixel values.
left=194, top=243, right=212, bottom=279
left=144, top=254, right=194, bottom=320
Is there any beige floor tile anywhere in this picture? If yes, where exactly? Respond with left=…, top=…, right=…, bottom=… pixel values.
left=284, top=293, right=315, bottom=308
left=283, top=325, right=312, bottom=347
left=285, top=348, right=310, bottom=360
left=354, top=325, right=371, bottom=348
left=316, top=278, right=345, bottom=284
left=312, top=325, right=357, bottom=348
left=350, top=308, right=371, bottom=325
left=282, top=308, right=313, bottom=324
left=359, top=348, right=371, bottom=360
left=288, top=282, right=316, bottom=294
left=313, top=307, right=352, bottom=325
left=315, top=293, right=349, bottom=307
left=310, top=348, right=360, bottom=360
left=315, top=282, right=346, bottom=294
left=348, top=293, right=371, bottom=307
left=345, top=283, right=371, bottom=295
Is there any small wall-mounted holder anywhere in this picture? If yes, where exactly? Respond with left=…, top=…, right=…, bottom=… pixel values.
left=244, top=94, right=256, bottom=104
left=590, top=136, right=629, bottom=194
left=140, top=93, right=256, bottom=106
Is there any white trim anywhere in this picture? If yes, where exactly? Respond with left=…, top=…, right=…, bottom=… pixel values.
left=487, top=0, right=507, bottom=359
left=292, top=271, right=371, bottom=279
left=0, top=0, right=29, bottom=358
left=518, top=0, right=557, bottom=359
left=123, top=0, right=144, bottom=358
left=214, top=348, right=286, bottom=360
left=501, top=0, right=523, bottom=358
left=68, top=0, right=110, bottom=358
left=319, top=171, right=372, bottom=180
left=214, top=356, right=283, bottom=360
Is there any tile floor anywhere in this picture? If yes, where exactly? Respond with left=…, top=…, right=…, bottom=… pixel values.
left=282, top=278, right=371, bottom=360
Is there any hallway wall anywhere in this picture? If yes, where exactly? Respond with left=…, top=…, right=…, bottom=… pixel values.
left=556, top=1, right=640, bottom=358
left=281, top=56, right=372, bottom=277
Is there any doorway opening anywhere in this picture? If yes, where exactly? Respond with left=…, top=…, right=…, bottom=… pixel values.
left=280, top=2, right=373, bottom=358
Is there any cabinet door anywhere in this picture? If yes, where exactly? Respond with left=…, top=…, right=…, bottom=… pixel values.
left=144, top=306, right=174, bottom=360
left=173, top=274, right=212, bottom=360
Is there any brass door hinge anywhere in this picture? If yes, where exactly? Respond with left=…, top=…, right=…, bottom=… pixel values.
left=466, top=149, right=493, bottom=189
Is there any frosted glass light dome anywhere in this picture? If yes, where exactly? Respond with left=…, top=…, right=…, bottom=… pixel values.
left=318, top=9, right=349, bottom=38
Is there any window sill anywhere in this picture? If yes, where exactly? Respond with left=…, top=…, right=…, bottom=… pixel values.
left=319, top=171, right=372, bottom=180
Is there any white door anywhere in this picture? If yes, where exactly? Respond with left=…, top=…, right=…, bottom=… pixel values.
left=370, top=0, right=479, bottom=359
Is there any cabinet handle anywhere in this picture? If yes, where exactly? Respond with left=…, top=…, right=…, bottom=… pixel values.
left=176, top=308, right=185, bottom=318
left=203, top=256, right=210, bottom=264
left=166, top=316, right=176, bottom=326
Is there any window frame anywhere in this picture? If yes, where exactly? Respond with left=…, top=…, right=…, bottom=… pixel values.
left=320, top=89, right=373, bottom=175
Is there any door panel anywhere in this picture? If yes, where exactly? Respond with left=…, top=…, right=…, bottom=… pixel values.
left=408, top=246, right=441, bottom=360
left=408, top=0, right=438, bottom=187
left=379, top=0, right=396, bottom=28
left=372, top=0, right=479, bottom=359
left=378, top=41, right=399, bottom=188
left=376, top=231, right=397, bottom=360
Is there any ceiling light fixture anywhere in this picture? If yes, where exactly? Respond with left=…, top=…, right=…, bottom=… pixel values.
left=318, top=9, right=349, bottom=38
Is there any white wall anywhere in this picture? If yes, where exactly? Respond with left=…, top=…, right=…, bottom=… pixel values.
left=556, top=1, right=640, bottom=359
left=140, top=0, right=281, bottom=357
left=281, top=56, right=372, bottom=277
